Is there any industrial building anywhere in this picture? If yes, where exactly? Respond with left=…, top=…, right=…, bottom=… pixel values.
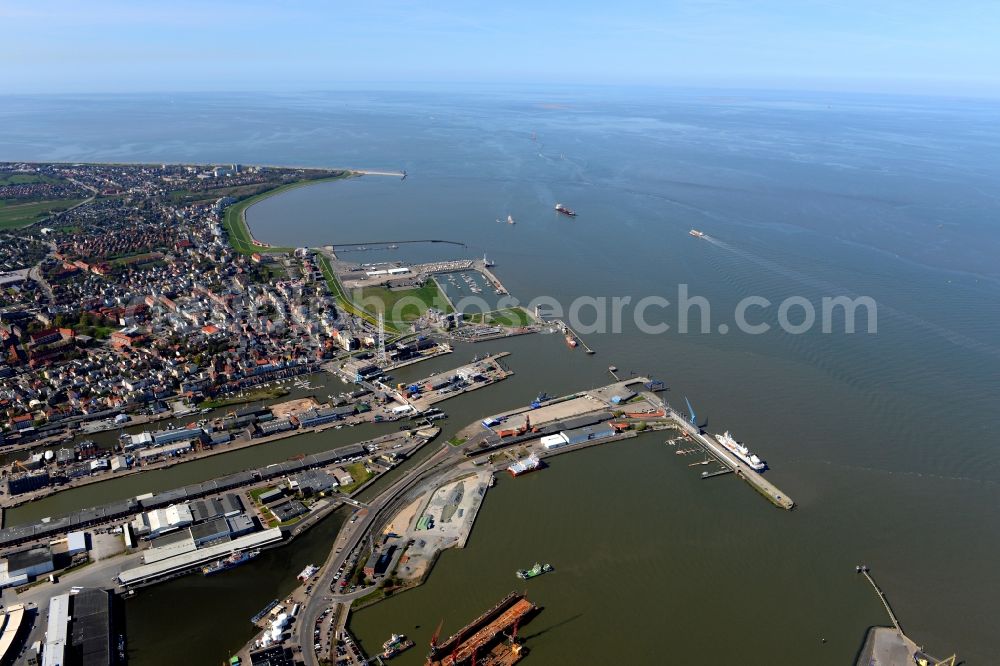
left=117, top=528, right=283, bottom=587
left=131, top=503, right=194, bottom=538
left=288, top=469, right=337, bottom=495
left=41, top=589, right=116, bottom=666
left=5, top=470, right=50, bottom=496
left=0, top=546, right=54, bottom=589
left=151, top=427, right=204, bottom=446
left=330, top=467, right=354, bottom=486
left=0, top=603, right=27, bottom=666
left=269, top=500, right=307, bottom=523
left=0, top=442, right=368, bottom=549
left=189, top=494, right=244, bottom=522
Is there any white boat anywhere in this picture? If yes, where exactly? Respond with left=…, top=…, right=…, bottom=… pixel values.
left=689, top=229, right=705, bottom=238
left=507, top=215, right=515, bottom=225
left=714, top=431, right=766, bottom=471
left=508, top=453, right=541, bottom=477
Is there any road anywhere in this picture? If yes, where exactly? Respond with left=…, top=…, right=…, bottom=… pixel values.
left=292, top=442, right=463, bottom=666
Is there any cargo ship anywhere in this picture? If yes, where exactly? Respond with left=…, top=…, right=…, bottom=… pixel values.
left=202, top=549, right=260, bottom=575
left=714, top=431, right=766, bottom=471
left=382, top=633, right=415, bottom=659
left=515, top=562, right=553, bottom=580
left=689, top=229, right=705, bottom=238
left=507, top=454, right=541, bottom=477
left=565, top=334, right=578, bottom=348
left=554, top=203, right=576, bottom=217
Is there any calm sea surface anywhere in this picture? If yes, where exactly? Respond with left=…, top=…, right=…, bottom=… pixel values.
left=1, top=88, right=998, bottom=664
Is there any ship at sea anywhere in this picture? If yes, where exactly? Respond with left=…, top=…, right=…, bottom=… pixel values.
left=507, top=454, right=541, bottom=477
left=382, top=633, right=415, bottom=659
left=554, top=203, right=577, bottom=216
left=507, top=214, right=515, bottom=225
left=714, top=431, right=766, bottom=471
left=515, top=562, right=553, bottom=580
left=202, top=549, right=260, bottom=576
left=689, top=229, right=706, bottom=238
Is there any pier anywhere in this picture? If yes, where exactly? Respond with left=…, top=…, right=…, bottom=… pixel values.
left=644, top=392, right=795, bottom=509
left=854, top=567, right=957, bottom=666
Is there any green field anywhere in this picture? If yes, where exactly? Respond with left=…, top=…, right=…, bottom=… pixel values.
left=358, top=281, right=453, bottom=325
left=338, top=463, right=374, bottom=494
left=0, top=199, right=87, bottom=229
left=222, top=174, right=350, bottom=255
left=464, top=307, right=533, bottom=327
left=0, top=174, right=61, bottom=186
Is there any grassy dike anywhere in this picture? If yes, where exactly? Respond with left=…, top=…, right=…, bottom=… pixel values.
left=222, top=172, right=354, bottom=255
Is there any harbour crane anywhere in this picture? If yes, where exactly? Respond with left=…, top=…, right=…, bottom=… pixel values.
left=684, top=396, right=697, bottom=426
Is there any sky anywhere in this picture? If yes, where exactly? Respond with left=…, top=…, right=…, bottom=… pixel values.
left=1, top=0, right=998, bottom=96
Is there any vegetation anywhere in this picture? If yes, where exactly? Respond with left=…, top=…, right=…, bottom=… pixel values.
left=337, top=462, right=374, bottom=494
left=358, top=280, right=453, bottom=325
left=0, top=173, right=61, bottom=186
left=222, top=174, right=350, bottom=255
left=464, top=307, right=532, bottom=327
left=448, top=436, right=467, bottom=446
left=0, top=198, right=86, bottom=229
left=316, top=252, right=382, bottom=329
left=200, top=386, right=290, bottom=410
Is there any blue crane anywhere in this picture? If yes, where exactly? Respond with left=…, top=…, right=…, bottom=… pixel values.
left=684, top=396, right=697, bottom=426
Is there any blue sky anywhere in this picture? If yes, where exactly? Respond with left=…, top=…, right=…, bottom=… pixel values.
left=1, top=0, right=997, bottom=96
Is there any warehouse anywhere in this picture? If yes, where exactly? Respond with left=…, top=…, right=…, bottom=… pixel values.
left=269, top=500, right=307, bottom=523
left=189, top=494, right=244, bottom=522
left=0, top=546, right=54, bottom=589
left=68, top=588, right=114, bottom=666
left=257, top=419, right=294, bottom=436
left=191, top=517, right=231, bottom=546
left=560, top=423, right=618, bottom=446
left=117, top=528, right=283, bottom=587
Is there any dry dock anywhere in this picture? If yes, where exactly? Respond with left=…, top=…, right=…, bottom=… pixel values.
left=428, top=592, right=537, bottom=666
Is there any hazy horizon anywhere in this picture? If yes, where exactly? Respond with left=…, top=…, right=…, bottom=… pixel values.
left=3, top=1, right=999, bottom=98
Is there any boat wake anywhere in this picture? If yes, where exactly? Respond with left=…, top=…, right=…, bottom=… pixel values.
left=702, top=235, right=1000, bottom=360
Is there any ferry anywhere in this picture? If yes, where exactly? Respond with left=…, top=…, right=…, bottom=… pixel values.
left=714, top=431, right=766, bottom=471
left=508, top=453, right=541, bottom=477
left=202, top=549, right=260, bottom=576
left=565, top=334, right=578, bottom=348
left=516, top=562, right=553, bottom=580
left=689, top=229, right=706, bottom=238
left=554, top=203, right=577, bottom=217
left=381, top=633, right=415, bottom=659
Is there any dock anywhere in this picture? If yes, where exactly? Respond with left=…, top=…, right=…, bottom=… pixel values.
left=649, top=394, right=795, bottom=509
left=854, top=566, right=957, bottom=666
left=428, top=592, right=537, bottom=666
left=552, top=319, right=595, bottom=354
left=406, top=353, right=513, bottom=411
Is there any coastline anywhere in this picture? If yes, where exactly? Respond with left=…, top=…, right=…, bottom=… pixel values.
left=224, top=171, right=356, bottom=254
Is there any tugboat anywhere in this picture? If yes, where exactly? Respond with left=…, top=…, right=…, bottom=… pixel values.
left=381, top=633, right=414, bottom=659
left=516, top=562, right=554, bottom=580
